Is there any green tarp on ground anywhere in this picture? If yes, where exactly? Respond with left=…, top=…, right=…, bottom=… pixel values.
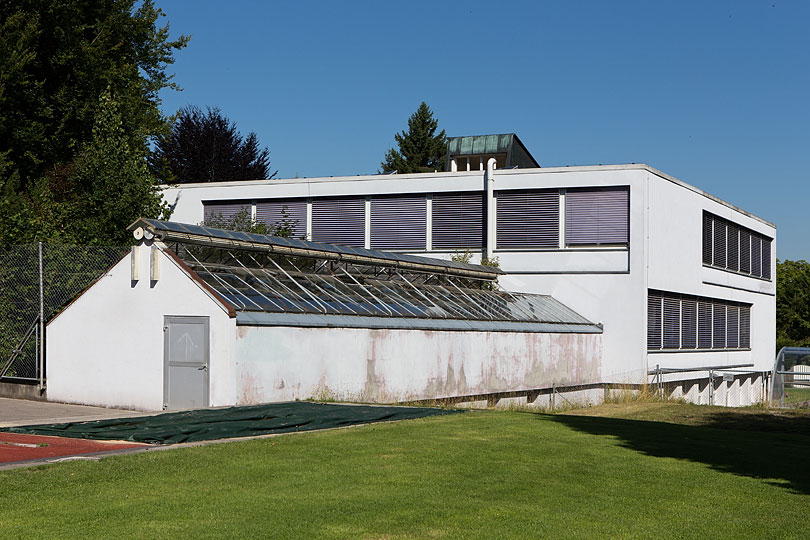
left=1, top=402, right=462, bottom=445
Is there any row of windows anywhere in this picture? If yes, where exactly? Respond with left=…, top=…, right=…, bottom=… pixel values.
left=203, top=187, right=630, bottom=251
left=647, top=290, right=751, bottom=351
left=702, top=212, right=772, bottom=280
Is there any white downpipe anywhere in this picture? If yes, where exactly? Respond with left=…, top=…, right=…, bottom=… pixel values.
left=486, top=158, right=497, bottom=260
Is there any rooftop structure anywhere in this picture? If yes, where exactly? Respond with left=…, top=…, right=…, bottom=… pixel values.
left=445, top=133, right=539, bottom=171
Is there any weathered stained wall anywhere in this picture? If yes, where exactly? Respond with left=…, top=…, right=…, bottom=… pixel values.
left=231, top=326, right=602, bottom=404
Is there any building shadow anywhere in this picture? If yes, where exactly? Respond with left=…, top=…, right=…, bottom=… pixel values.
left=548, top=411, right=810, bottom=495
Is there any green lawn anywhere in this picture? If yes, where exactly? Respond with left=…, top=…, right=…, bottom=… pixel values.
left=784, top=386, right=810, bottom=406
left=2, top=403, right=810, bottom=539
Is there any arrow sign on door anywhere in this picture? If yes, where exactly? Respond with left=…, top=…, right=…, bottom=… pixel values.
left=178, top=332, right=196, bottom=362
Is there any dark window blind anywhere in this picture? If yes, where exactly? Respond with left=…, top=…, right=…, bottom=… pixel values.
left=681, top=298, right=697, bottom=349
left=740, top=229, right=751, bottom=273
left=311, top=197, right=365, bottom=247
left=698, top=300, right=713, bottom=349
left=751, top=236, right=762, bottom=277
left=432, top=192, right=484, bottom=249
left=647, top=293, right=662, bottom=349
left=762, top=238, right=772, bottom=279
left=256, top=199, right=307, bottom=238
left=740, top=306, right=751, bottom=348
left=702, top=214, right=713, bottom=265
left=713, top=219, right=727, bottom=269
left=726, top=305, right=739, bottom=349
left=727, top=224, right=739, bottom=272
left=370, top=195, right=426, bottom=250
left=496, top=190, right=559, bottom=248
left=663, top=297, right=681, bottom=349
left=565, top=187, right=629, bottom=245
left=649, top=290, right=750, bottom=351
left=703, top=212, right=772, bottom=281
left=713, top=303, right=726, bottom=349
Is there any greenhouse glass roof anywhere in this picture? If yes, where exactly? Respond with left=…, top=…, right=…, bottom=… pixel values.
left=129, top=218, right=601, bottom=334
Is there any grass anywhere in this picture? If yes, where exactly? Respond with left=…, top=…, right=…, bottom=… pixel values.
left=2, top=403, right=810, bottom=539
left=784, top=386, right=810, bottom=406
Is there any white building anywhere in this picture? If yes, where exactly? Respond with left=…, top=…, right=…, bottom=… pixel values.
left=44, top=135, right=775, bottom=410
left=160, top=136, right=775, bottom=406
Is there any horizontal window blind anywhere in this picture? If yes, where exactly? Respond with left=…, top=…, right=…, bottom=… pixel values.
left=647, top=293, right=662, bottom=349
left=432, top=192, right=484, bottom=249
left=370, top=195, right=426, bottom=250
left=565, top=187, right=629, bottom=245
left=496, top=190, right=559, bottom=248
left=663, top=297, right=681, bottom=349
left=698, top=300, right=713, bottom=349
left=203, top=201, right=251, bottom=223
left=702, top=214, right=713, bottom=265
left=648, top=290, right=751, bottom=352
left=727, top=305, right=739, bottom=349
left=311, top=197, right=365, bottom=247
left=255, top=199, right=307, bottom=238
left=740, top=306, right=751, bottom=348
left=713, top=303, right=726, bottom=349
left=681, top=298, right=697, bottom=349
left=703, top=212, right=772, bottom=281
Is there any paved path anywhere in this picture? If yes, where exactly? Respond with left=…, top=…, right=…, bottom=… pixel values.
left=0, top=397, right=147, bottom=428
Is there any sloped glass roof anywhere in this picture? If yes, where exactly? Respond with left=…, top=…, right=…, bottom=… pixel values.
left=129, top=218, right=501, bottom=280
left=168, top=243, right=598, bottom=331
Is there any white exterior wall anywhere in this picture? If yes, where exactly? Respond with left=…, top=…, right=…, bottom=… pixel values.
left=231, top=326, right=601, bottom=404
left=46, top=245, right=236, bottom=411
left=646, top=170, right=776, bottom=373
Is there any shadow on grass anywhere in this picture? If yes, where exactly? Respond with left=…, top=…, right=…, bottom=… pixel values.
left=549, top=412, right=810, bottom=495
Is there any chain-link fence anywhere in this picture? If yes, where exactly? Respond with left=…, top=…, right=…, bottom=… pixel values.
left=0, top=244, right=130, bottom=385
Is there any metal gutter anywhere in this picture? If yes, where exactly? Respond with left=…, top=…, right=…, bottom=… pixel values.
left=235, top=311, right=603, bottom=334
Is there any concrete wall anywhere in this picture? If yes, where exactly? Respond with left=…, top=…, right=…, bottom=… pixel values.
left=47, top=244, right=235, bottom=411
left=230, top=326, right=602, bottom=404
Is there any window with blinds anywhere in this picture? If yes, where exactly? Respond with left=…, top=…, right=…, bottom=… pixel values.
left=431, top=192, right=484, bottom=249
left=311, top=197, right=365, bottom=247
left=565, top=187, right=629, bottom=246
left=647, top=290, right=751, bottom=351
left=203, top=201, right=251, bottom=223
left=255, top=199, right=307, bottom=238
left=703, top=212, right=772, bottom=280
left=496, top=189, right=559, bottom=248
left=370, top=194, right=426, bottom=250
left=647, top=293, right=663, bottom=349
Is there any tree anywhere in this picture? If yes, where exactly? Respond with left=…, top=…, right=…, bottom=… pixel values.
left=151, top=106, right=276, bottom=183
left=0, top=0, right=188, bottom=244
left=202, top=206, right=299, bottom=238
left=776, top=259, right=810, bottom=352
left=380, top=102, right=447, bottom=174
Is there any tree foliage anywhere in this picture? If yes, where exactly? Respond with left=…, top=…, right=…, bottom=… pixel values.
left=0, top=0, right=188, bottom=244
left=380, top=102, right=447, bottom=174
left=151, top=106, right=275, bottom=183
left=776, top=259, right=810, bottom=351
left=202, top=207, right=298, bottom=238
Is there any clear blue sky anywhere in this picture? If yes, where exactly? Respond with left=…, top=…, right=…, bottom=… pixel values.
left=156, top=0, right=809, bottom=261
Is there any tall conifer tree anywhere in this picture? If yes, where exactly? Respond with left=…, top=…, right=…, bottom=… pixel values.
left=381, top=102, right=447, bottom=174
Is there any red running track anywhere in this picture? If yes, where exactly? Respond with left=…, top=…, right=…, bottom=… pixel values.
left=0, top=432, right=146, bottom=464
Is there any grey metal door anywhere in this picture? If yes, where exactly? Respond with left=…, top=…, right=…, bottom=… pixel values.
left=164, top=316, right=209, bottom=410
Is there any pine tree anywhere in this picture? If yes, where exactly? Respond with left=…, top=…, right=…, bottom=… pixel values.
left=380, top=102, right=447, bottom=174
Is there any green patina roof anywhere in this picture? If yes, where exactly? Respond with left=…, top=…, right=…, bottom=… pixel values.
left=445, top=133, right=540, bottom=169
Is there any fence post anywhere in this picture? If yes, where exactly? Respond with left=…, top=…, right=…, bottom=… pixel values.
left=39, top=241, right=44, bottom=392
